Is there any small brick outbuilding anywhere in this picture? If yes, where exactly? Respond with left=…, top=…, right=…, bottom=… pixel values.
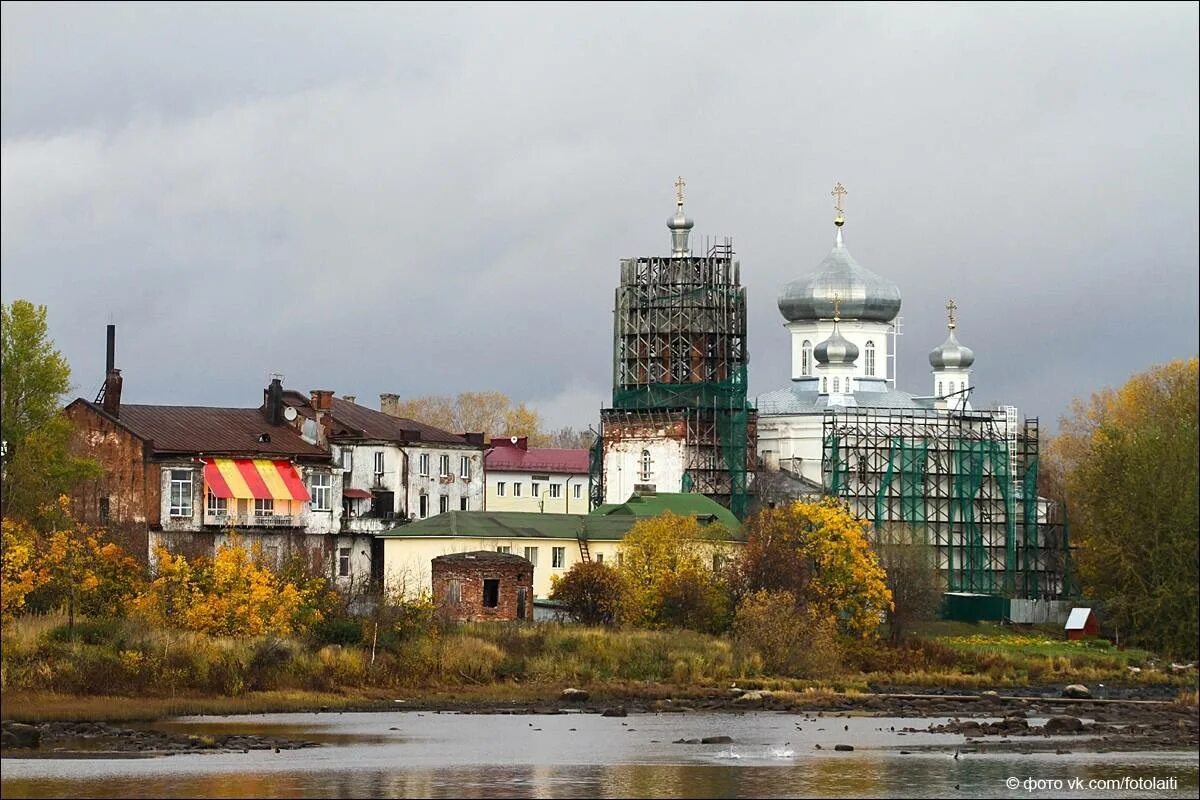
left=432, top=551, right=534, bottom=622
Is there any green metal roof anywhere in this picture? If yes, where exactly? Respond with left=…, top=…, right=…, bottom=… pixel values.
left=378, top=511, right=637, bottom=540
left=593, top=492, right=741, bottom=530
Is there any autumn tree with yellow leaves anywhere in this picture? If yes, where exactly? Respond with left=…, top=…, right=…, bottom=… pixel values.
left=134, top=538, right=328, bottom=637
left=732, top=499, right=892, bottom=638
left=615, top=512, right=735, bottom=633
left=1045, top=358, right=1198, bottom=658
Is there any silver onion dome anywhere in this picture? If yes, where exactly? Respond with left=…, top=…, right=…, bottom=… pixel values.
left=668, top=176, right=694, bottom=257
left=778, top=227, right=902, bottom=323
left=814, top=320, right=859, bottom=366
left=929, top=328, right=975, bottom=370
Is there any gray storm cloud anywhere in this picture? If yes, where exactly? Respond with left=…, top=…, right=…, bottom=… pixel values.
left=2, top=2, right=1197, bottom=430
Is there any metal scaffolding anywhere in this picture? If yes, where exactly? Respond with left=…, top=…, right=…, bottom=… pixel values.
left=594, top=240, right=756, bottom=519
left=821, top=407, right=1072, bottom=599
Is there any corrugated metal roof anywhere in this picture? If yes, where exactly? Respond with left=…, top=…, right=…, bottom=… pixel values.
left=598, top=492, right=741, bottom=530
left=379, top=511, right=635, bottom=540
left=485, top=444, right=590, bottom=474
left=88, top=401, right=328, bottom=458
left=327, top=397, right=472, bottom=445
left=756, top=385, right=935, bottom=415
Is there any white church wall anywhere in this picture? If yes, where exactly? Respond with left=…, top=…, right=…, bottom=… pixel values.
left=788, top=320, right=893, bottom=381
left=603, top=436, right=687, bottom=503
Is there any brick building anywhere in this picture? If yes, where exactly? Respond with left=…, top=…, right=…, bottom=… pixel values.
left=431, top=551, right=533, bottom=622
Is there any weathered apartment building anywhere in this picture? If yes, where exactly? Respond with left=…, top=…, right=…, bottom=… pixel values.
left=66, top=327, right=486, bottom=589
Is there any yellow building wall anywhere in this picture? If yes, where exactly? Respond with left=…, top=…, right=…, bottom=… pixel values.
left=484, top=471, right=589, bottom=515
left=382, top=536, right=626, bottom=600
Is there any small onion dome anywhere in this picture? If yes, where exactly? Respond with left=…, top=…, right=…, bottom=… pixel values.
left=778, top=228, right=901, bottom=323
left=815, top=321, right=859, bottom=366
left=667, top=205, right=694, bottom=232
left=929, top=329, right=975, bottom=369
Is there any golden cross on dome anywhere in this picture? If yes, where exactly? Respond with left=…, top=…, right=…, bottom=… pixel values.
left=675, top=176, right=686, bottom=206
left=832, top=292, right=842, bottom=322
left=946, top=298, right=958, bottom=330
left=831, top=182, right=848, bottom=223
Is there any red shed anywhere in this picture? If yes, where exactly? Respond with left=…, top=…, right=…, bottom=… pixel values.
left=1064, top=607, right=1099, bottom=640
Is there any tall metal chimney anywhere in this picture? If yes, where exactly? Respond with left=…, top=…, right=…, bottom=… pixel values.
left=106, top=324, right=115, bottom=373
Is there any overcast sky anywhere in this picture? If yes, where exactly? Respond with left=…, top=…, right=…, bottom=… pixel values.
left=3, top=2, right=1197, bottom=432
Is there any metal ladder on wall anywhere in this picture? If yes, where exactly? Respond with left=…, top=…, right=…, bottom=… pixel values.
left=577, top=535, right=591, bottom=563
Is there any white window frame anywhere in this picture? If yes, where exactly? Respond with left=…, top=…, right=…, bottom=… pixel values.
left=938, top=381, right=944, bottom=396
left=865, top=340, right=876, bottom=377
left=309, top=471, right=332, bottom=511
left=169, top=470, right=193, bottom=518
left=552, top=546, right=566, bottom=569
left=523, top=546, right=538, bottom=566
left=439, top=454, right=450, bottom=477
left=549, top=483, right=561, bottom=499
left=418, top=453, right=430, bottom=477
left=531, top=481, right=540, bottom=498
left=206, top=488, right=227, bottom=516
left=460, top=497, right=468, bottom=511
left=496, top=545, right=511, bottom=554
left=459, top=456, right=470, bottom=479
left=419, top=494, right=429, bottom=518
left=374, top=451, right=385, bottom=477
left=340, top=450, right=353, bottom=472
left=439, top=495, right=449, bottom=514
left=573, top=484, right=582, bottom=499
left=513, top=482, right=522, bottom=497
left=338, top=547, right=351, bottom=578
left=639, top=450, right=652, bottom=482
left=833, top=377, right=840, bottom=394
left=801, top=339, right=812, bottom=376
left=496, top=481, right=505, bottom=497
left=255, top=498, right=274, bottom=517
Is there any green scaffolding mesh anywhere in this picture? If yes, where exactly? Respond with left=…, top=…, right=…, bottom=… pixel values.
left=948, top=439, right=1013, bottom=594
left=611, top=365, right=752, bottom=521
left=1022, top=454, right=1040, bottom=598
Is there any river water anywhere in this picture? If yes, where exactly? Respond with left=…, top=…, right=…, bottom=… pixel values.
left=3, top=710, right=1197, bottom=798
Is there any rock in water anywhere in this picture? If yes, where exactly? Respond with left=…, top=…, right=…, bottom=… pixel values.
left=701, top=735, right=733, bottom=744
left=601, top=706, right=627, bottom=718
left=1, top=722, right=40, bottom=749
left=1062, top=684, right=1091, bottom=699
left=561, top=688, right=589, bottom=702
left=1044, top=716, right=1085, bottom=734
left=834, top=744, right=854, bottom=752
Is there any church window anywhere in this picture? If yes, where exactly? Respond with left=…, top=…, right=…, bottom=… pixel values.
left=833, top=377, right=840, bottom=393
left=639, top=449, right=652, bottom=481
left=938, top=381, right=943, bottom=396
left=865, top=341, right=875, bottom=376
left=822, top=377, right=828, bottom=393
left=801, top=340, right=813, bottom=376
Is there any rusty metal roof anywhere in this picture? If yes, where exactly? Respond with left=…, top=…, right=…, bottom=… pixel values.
left=110, top=402, right=329, bottom=459
left=326, top=397, right=473, bottom=446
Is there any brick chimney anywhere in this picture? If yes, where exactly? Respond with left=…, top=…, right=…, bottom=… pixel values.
left=343, top=395, right=356, bottom=405
left=101, top=324, right=122, bottom=417
left=380, top=393, right=400, bottom=417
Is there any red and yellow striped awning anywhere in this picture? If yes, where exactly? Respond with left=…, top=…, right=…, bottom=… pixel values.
left=203, top=459, right=310, bottom=502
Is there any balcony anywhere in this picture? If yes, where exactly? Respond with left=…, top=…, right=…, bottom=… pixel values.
left=204, top=511, right=303, bottom=529
left=342, top=512, right=404, bottom=534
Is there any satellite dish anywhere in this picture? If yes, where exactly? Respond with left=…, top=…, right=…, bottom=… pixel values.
left=283, top=406, right=298, bottom=421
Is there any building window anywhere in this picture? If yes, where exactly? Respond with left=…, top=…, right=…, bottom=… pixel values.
left=822, top=377, right=828, bottom=393
left=374, top=451, right=385, bottom=477
left=864, top=341, right=876, bottom=376
left=845, top=378, right=852, bottom=393
left=459, top=456, right=470, bottom=479
left=309, top=472, right=331, bottom=511
left=483, top=579, right=500, bottom=608
left=340, top=450, right=353, bottom=472
left=439, top=454, right=450, bottom=476
left=524, top=546, right=538, bottom=566
left=419, top=494, right=429, bottom=518
left=169, top=470, right=193, bottom=517
left=639, top=449, right=652, bottom=481
left=549, top=483, right=561, bottom=498
left=496, top=545, right=511, bottom=554
left=448, top=579, right=461, bottom=604
left=439, top=495, right=449, bottom=514
left=496, top=482, right=505, bottom=497
left=938, top=381, right=944, bottom=396
left=513, top=482, right=523, bottom=497
left=460, top=497, right=468, bottom=511
left=595, top=553, right=604, bottom=564
left=338, top=547, right=351, bottom=578
left=255, top=498, right=274, bottom=517
left=206, top=489, right=227, bottom=516
left=573, top=484, right=582, bottom=500
left=531, top=481, right=540, bottom=497
left=418, top=453, right=429, bottom=476
left=833, top=377, right=840, bottom=394
left=801, top=339, right=813, bottom=376
left=552, top=547, right=566, bottom=569
left=99, top=497, right=111, bottom=523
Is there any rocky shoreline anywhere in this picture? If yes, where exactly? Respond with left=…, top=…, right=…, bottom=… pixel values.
left=3, top=685, right=1196, bottom=758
